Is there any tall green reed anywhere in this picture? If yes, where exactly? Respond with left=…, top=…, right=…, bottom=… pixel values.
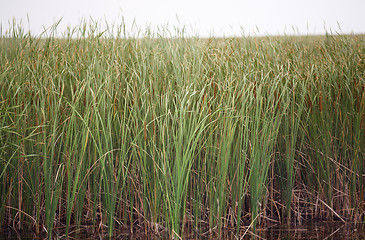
left=0, top=22, right=364, bottom=238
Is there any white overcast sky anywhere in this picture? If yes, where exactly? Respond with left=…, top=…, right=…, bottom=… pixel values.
left=1, top=0, right=364, bottom=37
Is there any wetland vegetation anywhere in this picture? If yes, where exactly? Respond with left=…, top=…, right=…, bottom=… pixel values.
left=1, top=22, right=364, bottom=239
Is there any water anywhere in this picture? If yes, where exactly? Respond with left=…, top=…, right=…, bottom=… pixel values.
left=1, top=223, right=364, bottom=239
left=257, top=223, right=364, bottom=240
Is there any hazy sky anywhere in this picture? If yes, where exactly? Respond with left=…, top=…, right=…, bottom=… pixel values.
left=1, top=0, right=364, bottom=37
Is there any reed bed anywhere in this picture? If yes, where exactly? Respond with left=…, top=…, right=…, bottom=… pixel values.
left=0, top=23, right=364, bottom=239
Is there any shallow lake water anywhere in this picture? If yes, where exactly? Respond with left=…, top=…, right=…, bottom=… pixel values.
left=1, top=222, right=364, bottom=239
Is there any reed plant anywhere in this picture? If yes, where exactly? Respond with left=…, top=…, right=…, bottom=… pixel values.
left=0, top=22, right=364, bottom=238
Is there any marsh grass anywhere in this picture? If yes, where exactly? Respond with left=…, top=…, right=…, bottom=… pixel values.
left=0, top=22, right=364, bottom=238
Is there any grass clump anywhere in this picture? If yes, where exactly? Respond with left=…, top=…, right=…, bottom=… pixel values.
left=0, top=22, right=364, bottom=239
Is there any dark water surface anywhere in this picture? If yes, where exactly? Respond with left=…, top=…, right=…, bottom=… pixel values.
left=1, top=223, right=364, bottom=239
left=255, top=223, right=364, bottom=240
